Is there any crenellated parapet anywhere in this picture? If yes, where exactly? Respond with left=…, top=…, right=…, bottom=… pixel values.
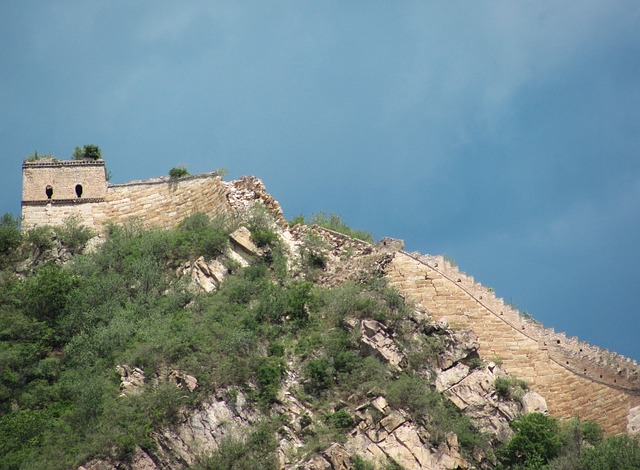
left=385, top=250, right=640, bottom=435
left=412, top=252, right=640, bottom=392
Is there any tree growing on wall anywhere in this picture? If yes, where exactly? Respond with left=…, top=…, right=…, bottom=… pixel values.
left=169, top=165, right=189, bottom=178
left=72, top=145, right=102, bottom=160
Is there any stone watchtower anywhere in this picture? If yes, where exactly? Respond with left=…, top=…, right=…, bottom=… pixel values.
left=21, top=159, right=108, bottom=229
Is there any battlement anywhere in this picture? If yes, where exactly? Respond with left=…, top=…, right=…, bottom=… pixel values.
left=385, top=250, right=640, bottom=435
left=412, top=253, right=640, bottom=391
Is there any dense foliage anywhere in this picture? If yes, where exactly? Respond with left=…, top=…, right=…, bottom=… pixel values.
left=169, top=165, right=190, bottom=178
left=497, top=413, right=640, bottom=469
left=0, top=210, right=394, bottom=468
left=1, top=210, right=638, bottom=469
left=72, top=144, right=102, bottom=160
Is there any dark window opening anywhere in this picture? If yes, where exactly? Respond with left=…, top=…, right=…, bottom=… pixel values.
left=45, top=185, right=53, bottom=200
left=75, top=184, right=83, bottom=198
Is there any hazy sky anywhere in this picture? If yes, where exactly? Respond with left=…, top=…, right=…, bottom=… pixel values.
left=2, top=2, right=639, bottom=360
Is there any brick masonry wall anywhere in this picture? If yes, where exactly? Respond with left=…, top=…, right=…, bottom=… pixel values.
left=92, top=173, right=232, bottom=229
left=385, top=251, right=640, bottom=435
left=22, top=171, right=234, bottom=230
left=22, top=160, right=107, bottom=202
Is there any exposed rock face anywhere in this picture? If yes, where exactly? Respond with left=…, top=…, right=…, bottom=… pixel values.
left=80, top=203, right=562, bottom=470
left=116, top=365, right=145, bottom=397
left=79, top=390, right=258, bottom=470
left=360, top=319, right=405, bottom=369
left=436, top=362, right=547, bottom=442
left=340, top=400, right=469, bottom=469
left=177, top=256, right=227, bottom=292
left=167, top=370, right=198, bottom=392
left=152, top=391, right=257, bottom=468
left=229, top=226, right=262, bottom=261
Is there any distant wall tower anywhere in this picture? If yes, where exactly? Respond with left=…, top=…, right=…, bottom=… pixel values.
left=21, top=159, right=107, bottom=229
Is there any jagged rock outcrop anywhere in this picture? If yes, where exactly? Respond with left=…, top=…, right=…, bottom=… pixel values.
left=177, top=256, right=227, bottom=293
left=116, top=365, right=145, bottom=397
left=360, top=319, right=405, bottom=369
left=436, top=362, right=547, bottom=442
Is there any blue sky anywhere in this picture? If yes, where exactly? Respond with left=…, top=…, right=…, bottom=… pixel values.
left=2, top=1, right=639, bottom=360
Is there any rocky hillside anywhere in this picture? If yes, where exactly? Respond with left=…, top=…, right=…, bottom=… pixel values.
left=1, top=189, right=638, bottom=469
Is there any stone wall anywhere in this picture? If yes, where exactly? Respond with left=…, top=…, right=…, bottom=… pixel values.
left=21, top=164, right=287, bottom=234
left=92, top=172, right=232, bottom=230
left=385, top=251, right=640, bottom=435
left=22, top=160, right=107, bottom=202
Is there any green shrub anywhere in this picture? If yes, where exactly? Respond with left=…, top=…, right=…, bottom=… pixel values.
left=328, top=410, right=354, bottom=430
left=193, top=420, right=278, bottom=469
left=304, top=358, right=334, bottom=394
left=351, top=455, right=375, bottom=470
left=498, top=412, right=562, bottom=469
left=55, top=216, right=94, bottom=254
left=72, top=144, right=102, bottom=160
left=466, top=357, right=485, bottom=370
left=20, top=264, right=78, bottom=328
left=256, top=357, right=285, bottom=405
left=27, top=225, right=54, bottom=247
left=172, top=213, right=229, bottom=261
left=250, top=228, right=278, bottom=248
left=494, top=376, right=528, bottom=401
left=578, top=434, right=640, bottom=470
left=0, top=213, right=22, bottom=260
left=386, top=373, right=484, bottom=450
left=169, top=165, right=189, bottom=178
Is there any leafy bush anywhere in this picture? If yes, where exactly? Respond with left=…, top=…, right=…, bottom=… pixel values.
left=494, top=376, right=528, bottom=401
left=172, top=213, right=229, bottom=261
left=20, top=264, right=78, bottom=328
left=304, top=358, right=334, bottom=394
left=386, top=373, right=484, bottom=451
left=193, top=420, right=278, bottom=469
left=578, top=434, right=640, bottom=470
left=25, top=225, right=55, bottom=254
left=0, top=213, right=22, bottom=260
left=55, top=216, right=94, bottom=254
left=256, top=357, right=285, bottom=405
left=328, top=410, right=355, bottom=430
left=351, top=455, right=375, bottom=470
left=72, top=144, right=102, bottom=160
left=466, top=356, right=485, bottom=370
left=498, top=412, right=562, bottom=469
left=168, top=165, right=189, bottom=178
left=251, top=228, right=278, bottom=248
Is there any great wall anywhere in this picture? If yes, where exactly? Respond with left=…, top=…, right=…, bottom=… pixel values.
left=20, top=158, right=640, bottom=436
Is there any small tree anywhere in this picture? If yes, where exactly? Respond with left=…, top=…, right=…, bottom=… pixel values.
left=169, top=165, right=189, bottom=178
left=498, top=412, right=562, bottom=468
left=72, top=145, right=102, bottom=160
left=0, top=213, right=22, bottom=259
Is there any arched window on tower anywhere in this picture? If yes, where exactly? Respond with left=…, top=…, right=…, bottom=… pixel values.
left=45, top=185, right=53, bottom=200
left=75, top=184, right=83, bottom=198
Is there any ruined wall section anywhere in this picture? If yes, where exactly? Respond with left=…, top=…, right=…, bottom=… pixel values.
left=22, top=163, right=288, bottom=234
left=224, top=176, right=288, bottom=228
left=385, top=251, right=640, bottom=435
